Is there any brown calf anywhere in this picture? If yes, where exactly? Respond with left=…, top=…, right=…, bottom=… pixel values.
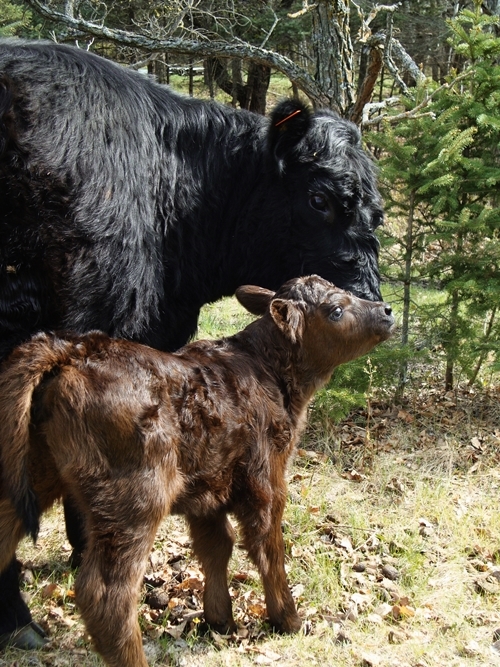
left=0, top=276, right=393, bottom=666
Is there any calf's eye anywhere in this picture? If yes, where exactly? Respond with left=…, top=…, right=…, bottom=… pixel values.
left=309, top=193, right=329, bottom=213
left=330, top=306, right=343, bottom=321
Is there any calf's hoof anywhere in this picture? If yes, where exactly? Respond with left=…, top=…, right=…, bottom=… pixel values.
left=270, top=613, right=302, bottom=634
left=0, top=621, right=49, bottom=650
left=200, top=617, right=237, bottom=636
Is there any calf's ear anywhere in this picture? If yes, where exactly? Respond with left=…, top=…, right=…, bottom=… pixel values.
left=268, top=100, right=312, bottom=172
left=236, top=285, right=275, bottom=316
left=270, top=299, right=304, bottom=344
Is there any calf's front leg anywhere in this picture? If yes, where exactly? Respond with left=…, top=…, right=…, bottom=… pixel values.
left=237, top=483, right=301, bottom=633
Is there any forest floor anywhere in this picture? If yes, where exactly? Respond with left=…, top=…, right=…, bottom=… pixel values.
left=1, top=383, right=500, bottom=667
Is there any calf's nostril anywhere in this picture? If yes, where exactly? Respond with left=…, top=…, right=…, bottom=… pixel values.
left=384, top=304, right=392, bottom=317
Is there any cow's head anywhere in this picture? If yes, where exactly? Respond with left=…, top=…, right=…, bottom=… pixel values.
left=267, top=100, right=383, bottom=302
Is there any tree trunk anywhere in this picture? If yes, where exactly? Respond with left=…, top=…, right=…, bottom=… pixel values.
left=204, top=58, right=216, bottom=99
left=395, top=189, right=416, bottom=402
left=445, top=288, right=460, bottom=391
left=468, top=307, right=498, bottom=387
left=350, top=43, right=383, bottom=125
left=64, top=0, right=74, bottom=17
left=231, top=59, right=243, bottom=108
left=202, top=57, right=269, bottom=114
left=247, top=62, right=271, bottom=114
left=310, top=0, right=354, bottom=114
left=188, top=65, right=194, bottom=96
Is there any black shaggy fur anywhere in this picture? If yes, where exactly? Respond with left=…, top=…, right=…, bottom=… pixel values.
left=0, top=39, right=383, bottom=639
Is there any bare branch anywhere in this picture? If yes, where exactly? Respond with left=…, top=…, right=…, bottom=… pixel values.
left=367, top=31, right=425, bottom=97
left=350, top=2, right=423, bottom=119
left=24, top=0, right=329, bottom=107
left=361, top=70, right=473, bottom=127
left=349, top=43, right=382, bottom=124
left=288, top=1, right=318, bottom=19
left=352, top=1, right=400, bottom=41
left=260, top=10, right=279, bottom=49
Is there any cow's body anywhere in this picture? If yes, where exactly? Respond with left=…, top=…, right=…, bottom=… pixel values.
left=0, top=39, right=383, bottom=645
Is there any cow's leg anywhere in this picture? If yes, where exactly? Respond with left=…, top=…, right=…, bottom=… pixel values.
left=237, top=482, right=301, bottom=633
left=187, top=512, right=236, bottom=633
left=63, top=496, right=86, bottom=567
left=0, top=504, right=48, bottom=649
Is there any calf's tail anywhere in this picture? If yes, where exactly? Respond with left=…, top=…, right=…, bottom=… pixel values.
left=0, top=333, right=71, bottom=541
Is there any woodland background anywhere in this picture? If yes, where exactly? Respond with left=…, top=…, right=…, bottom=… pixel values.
left=1, top=3, right=500, bottom=667
left=2, top=0, right=500, bottom=405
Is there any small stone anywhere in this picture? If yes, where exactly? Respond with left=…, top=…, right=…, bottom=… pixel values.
left=143, top=641, right=162, bottom=662
left=359, top=650, right=382, bottom=666
left=345, top=605, right=358, bottom=622
left=366, top=613, right=383, bottom=625
left=475, top=575, right=500, bottom=595
left=353, top=562, right=366, bottom=573
left=21, top=569, right=35, bottom=585
left=381, top=564, right=399, bottom=581
left=146, top=590, right=170, bottom=609
left=20, top=591, right=31, bottom=605
left=373, top=602, right=393, bottom=618
left=388, top=629, right=406, bottom=644
left=462, top=639, right=480, bottom=656
left=335, top=630, right=351, bottom=644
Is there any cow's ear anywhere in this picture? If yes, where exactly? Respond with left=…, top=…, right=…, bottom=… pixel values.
left=270, top=299, right=304, bottom=344
left=236, top=285, right=275, bottom=316
left=268, top=100, right=312, bottom=171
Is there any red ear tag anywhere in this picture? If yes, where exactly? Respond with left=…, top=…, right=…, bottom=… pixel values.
left=274, top=109, right=302, bottom=128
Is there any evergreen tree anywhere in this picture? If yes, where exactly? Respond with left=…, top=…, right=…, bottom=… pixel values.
left=372, top=0, right=500, bottom=391
left=0, top=0, right=32, bottom=35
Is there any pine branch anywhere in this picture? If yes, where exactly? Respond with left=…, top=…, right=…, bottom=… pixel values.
left=362, top=70, right=473, bottom=127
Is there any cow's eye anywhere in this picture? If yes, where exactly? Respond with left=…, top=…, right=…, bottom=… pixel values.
left=329, top=306, right=343, bottom=321
left=309, top=193, right=329, bottom=213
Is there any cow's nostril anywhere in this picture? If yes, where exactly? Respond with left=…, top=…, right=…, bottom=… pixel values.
left=384, top=305, right=393, bottom=317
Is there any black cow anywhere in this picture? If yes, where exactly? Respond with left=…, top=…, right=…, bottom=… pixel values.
left=0, top=39, right=383, bottom=649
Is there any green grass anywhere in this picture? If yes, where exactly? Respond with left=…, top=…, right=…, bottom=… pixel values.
left=6, top=452, right=499, bottom=667
left=198, top=297, right=254, bottom=339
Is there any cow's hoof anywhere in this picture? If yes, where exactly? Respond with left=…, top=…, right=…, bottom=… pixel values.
left=67, top=548, right=83, bottom=568
left=0, top=621, right=49, bottom=650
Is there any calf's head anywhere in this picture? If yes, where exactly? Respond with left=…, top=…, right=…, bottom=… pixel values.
left=236, top=275, right=394, bottom=390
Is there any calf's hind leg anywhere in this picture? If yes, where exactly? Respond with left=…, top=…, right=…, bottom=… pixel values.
left=76, top=520, right=161, bottom=667
left=74, top=471, right=175, bottom=667
left=187, top=512, right=236, bottom=633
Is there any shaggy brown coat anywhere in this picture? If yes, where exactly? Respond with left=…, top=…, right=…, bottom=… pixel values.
left=0, top=276, right=393, bottom=667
